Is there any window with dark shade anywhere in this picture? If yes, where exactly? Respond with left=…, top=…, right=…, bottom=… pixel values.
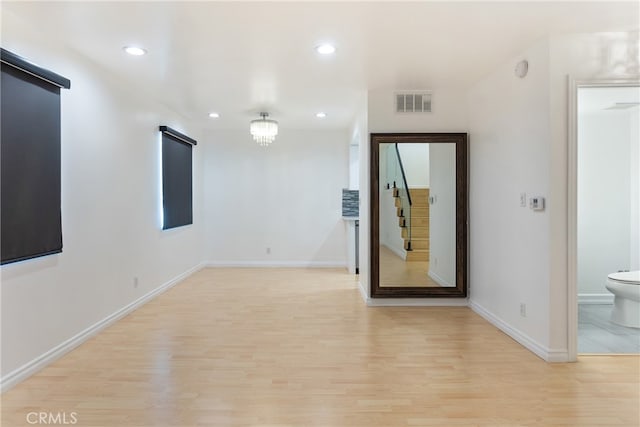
left=159, top=126, right=196, bottom=230
left=1, top=49, right=70, bottom=265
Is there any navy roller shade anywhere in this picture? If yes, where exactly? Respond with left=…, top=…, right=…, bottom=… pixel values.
left=159, top=126, right=196, bottom=230
left=1, top=49, right=70, bottom=265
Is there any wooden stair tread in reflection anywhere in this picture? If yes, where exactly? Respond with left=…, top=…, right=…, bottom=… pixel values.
left=405, top=238, right=429, bottom=250
left=402, top=226, right=428, bottom=239
left=396, top=197, right=428, bottom=208
left=397, top=207, right=430, bottom=218
left=406, top=249, right=429, bottom=261
left=410, top=188, right=430, bottom=207
left=394, top=187, right=430, bottom=262
left=400, top=216, right=429, bottom=227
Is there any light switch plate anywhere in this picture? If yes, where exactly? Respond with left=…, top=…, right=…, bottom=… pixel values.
left=530, top=197, right=545, bottom=211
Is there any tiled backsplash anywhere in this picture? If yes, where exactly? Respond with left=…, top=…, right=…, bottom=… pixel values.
left=342, top=189, right=359, bottom=217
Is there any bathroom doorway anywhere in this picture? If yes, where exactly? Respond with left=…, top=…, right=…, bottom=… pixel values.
left=570, top=82, right=640, bottom=355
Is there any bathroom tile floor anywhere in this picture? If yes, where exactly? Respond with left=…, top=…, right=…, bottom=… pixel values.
left=578, top=304, right=640, bottom=353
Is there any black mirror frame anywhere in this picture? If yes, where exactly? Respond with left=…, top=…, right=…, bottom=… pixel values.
left=370, top=133, right=468, bottom=298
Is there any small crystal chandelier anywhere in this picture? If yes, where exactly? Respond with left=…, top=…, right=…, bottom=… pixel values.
left=250, top=112, right=278, bottom=146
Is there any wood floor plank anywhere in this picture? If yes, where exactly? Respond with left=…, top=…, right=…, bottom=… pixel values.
left=1, top=268, right=638, bottom=426
left=380, top=246, right=439, bottom=287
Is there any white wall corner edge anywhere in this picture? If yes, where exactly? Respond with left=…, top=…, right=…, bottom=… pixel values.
left=0, top=261, right=207, bottom=393
left=469, top=299, right=570, bottom=363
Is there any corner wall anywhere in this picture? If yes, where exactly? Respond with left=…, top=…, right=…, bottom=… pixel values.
left=1, top=11, right=206, bottom=388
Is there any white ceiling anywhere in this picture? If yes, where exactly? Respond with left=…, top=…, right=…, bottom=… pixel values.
left=3, top=1, right=639, bottom=130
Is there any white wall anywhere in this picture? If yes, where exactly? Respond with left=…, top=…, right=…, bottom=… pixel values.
left=1, top=11, right=205, bottom=384
left=429, top=143, right=456, bottom=287
left=368, top=88, right=469, bottom=133
left=631, top=110, right=640, bottom=271
left=349, top=123, right=361, bottom=190
left=468, top=39, right=552, bottom=355
left=203, top=129, right=348, bottom=266
left=349, top=144, right=360, bottom=190
left=398, top=143, right=430, bottom=188
left=379, top=188, right=406, bottom=258
left=351, top=101, right=370, bottom=301
left=381, top=143, right=425, bottom=189
left=362, top=88, right=467, bottom=304
left=577, top=107, right=635, bottom=297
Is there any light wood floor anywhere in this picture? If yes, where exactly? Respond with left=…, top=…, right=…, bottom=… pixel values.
left=380, top=245, right=441, bottom=287
left=2, top=268, right=639, bottom=426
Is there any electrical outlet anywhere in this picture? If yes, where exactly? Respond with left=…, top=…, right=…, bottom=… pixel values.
left=520, top=303, right=526, bottom=317
left=266, top=247, right=271, bottom=255
left=133, top=277, right=139, bottom=288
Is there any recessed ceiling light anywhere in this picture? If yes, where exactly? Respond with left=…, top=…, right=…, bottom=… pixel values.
left=316, top=112, right=327, bottom=118
left=208, top=112, right=220, bottom=118
left=123, top=46, right=147, bottom=56
left=315, top=44, right=336, bottom=55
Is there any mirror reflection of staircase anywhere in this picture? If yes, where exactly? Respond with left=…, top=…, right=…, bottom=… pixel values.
left=395, top=188, right=429, bottom=261
left=381, top=186, right=440, bottom=287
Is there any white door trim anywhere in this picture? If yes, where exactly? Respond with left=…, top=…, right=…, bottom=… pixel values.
left=567, top=77, right=640, bottom=361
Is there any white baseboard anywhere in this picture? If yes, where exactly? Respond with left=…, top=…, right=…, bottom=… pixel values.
left=469, top=299, right=570, bottom=363
left=428, top=270, right=452, bottom=287
left=385, top=244, right=407, bottom=261
left=358, top=280, right=368, bottom=302
left=206, top=260, right=347, bottom=268
left=545, top=349, right=572, bottom=363
left=578, top=293, right=614, bottom=305
left=0, top=262, right=206, bottom=393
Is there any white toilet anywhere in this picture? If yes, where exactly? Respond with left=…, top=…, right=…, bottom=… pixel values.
left=605, top=271, right=640, bottom=328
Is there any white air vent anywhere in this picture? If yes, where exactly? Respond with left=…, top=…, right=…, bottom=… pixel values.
left=395, top=92, right=432, bottom=113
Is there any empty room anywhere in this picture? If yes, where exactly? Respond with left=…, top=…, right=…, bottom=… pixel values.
left=1, top=1, right=639, bottom=426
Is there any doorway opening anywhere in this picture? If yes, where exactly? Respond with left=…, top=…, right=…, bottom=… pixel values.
left=569, top=81, right=640, bottom=356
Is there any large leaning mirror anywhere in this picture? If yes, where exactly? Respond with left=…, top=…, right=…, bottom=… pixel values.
left=370, top=133, right=468, bottom=298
